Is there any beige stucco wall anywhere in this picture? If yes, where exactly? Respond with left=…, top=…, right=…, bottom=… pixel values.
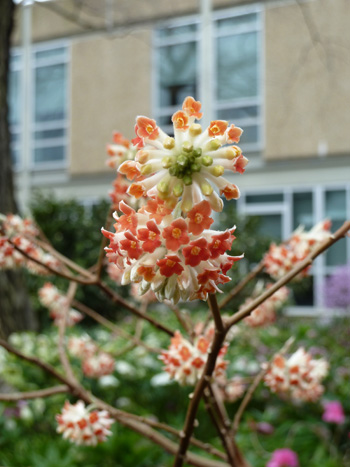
left=265, top=0, right=350, bottom=160
left=69, top=31, right=152, bottom=175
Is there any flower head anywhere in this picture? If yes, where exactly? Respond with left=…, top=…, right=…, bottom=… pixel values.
left=322, top=401, right=345, bottom=424
left=102, top=200, right=242, bottom=304
left=241, top=282, right=289, bottom=327
left=119, top=96, right=247, bottom=213
left=106, top=131, right=137, bottom=171
left=264, top=221, right=332, bottom=280
left=159, top=326, right=228, bottom=386
left=267, top=448, right=299, bottom=467
left=38, top=283, right=83, bottom=326
left=264, top=348, right=329, bottom=402
left=82, top=352, right=115, bottom=379
left=56, top=400, right=114, bottom=445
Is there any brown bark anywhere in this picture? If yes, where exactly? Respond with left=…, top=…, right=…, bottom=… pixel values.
left=0, top=0, right=36, bottom=339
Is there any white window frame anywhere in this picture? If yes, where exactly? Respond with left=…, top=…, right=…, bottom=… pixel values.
left=152, top=4, right=263, bottom=153
left=238, top=184, right=350, bottom=310
left=9, top=39, right=70, bottom=171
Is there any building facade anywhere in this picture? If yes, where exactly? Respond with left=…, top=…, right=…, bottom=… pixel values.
left=9, top=0, right=350, bottom=309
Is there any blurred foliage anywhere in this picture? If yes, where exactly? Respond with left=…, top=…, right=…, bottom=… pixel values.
left=2, top=195, right=348, bottom=465
left=1, top=313, right=349, bottom=467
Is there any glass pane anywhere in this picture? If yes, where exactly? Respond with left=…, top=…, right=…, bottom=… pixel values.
left=246, top=193, right=284, bottom=204
left=216, top=13, right=258, bottom=33
left=35, top=63, right=66, bottom=122
left=325, top=190, right=347, bottom=266
left=158, top=42, right=197, bottom=107
left=33, top=146, right=64, bottom=164
left=217, top=105, right=258, bottom=120
left=8, top=69, right=20, bottom=125
left=239, top=125, right=258, bottom=144
left=11, top=147, right=20, bottom=165
left=34, top=128, right=65, bottom=140
left=291, top=276, right=314, bottom=306
left=10, top=132, right=20, bottom=144
left=157, top=24, right=197, bottom=38
left=35, top=47, right=66, bottom=61
left=217, top=31, right=258, bottom=100
left=293, top=192, right=313, bottom=230
left=255, top=214, right=282, bottom=240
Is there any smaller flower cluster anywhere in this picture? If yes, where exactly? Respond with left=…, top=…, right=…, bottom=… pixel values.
left=38, top=283, right=83, bottom=326
left=264, top=221, right=332, bottom=280
left=102, top=199, right=242, bottom=304
left=240, top=282, right=289, bottom=327
left=68, top=335, right=115, bottom=378
left=159, top=325, right=228, bottom=386
left=264, top=348, right=329, bottom=402
left=0, top=214, right=61, bottom=274
left=56, top=400, right=114, bottom=445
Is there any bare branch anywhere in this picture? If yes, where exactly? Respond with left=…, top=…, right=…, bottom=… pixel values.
left=97, top=280, right=174, bottom=336
left=208, top=294, right=224, bottom=333
left=0, top=385, right=69, bottom=401
left=226, top=221, right=350, bottom=328
left=231, top=336, right=295, bottom=435
left=72, top=299, right=161, bottom=353
left=219, top=263, right=265, bottom=310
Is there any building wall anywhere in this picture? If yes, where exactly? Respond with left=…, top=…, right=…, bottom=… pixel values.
left=70, top=31, right=152, bottom=175
left=265, top=0, right=350, bottom=160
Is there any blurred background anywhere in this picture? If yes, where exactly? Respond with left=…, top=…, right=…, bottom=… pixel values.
left=2, top=0, right=350, bottom=317
left=1, top=2, right=350, bottom=466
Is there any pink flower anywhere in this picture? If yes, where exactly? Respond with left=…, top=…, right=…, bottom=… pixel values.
left=267, top=448, right=299, bottom=467
left=322, top=401, right=345, bottom=424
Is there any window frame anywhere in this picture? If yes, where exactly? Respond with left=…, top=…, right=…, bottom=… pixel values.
left=152, top=4, right=264, bottom=152
left=238, top=184, right=350, bottom=310
left=9, top=39, right=70, bottom=171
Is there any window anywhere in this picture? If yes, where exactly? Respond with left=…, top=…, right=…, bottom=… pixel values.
left=239, top=185, right=350, bottom=309
left=8, top=53, right=22, bottom=166
left=154, top=7, right=262, bottom=151
left=8, top=43, right=68, bottom=167
left=154, top=19, right=199, bottom=133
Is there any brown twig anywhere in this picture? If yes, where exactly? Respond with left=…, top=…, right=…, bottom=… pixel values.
left=95, top=206, right=114, bottom=280
left=0, top=339, right=227, bottom=467
left=203, top=389, right=236, bottom=465
left=219, top=263, right=265, bottom=310
left=226, top=221, right=350, bottom=328
left=32, top=236, right=95, bottom=279
left=206, top=384, right=250, bottom=467
left=231, top=336, right=295, bottom=435
left=8, top=239, right=97, bottom=285
left=173, top=323, right=228, bottom=466
left=208, top=294, right=225, bottom=333
left=72, top=299, right=161, bottom=353
left=170, top=304, right=194, bottom=336
left=57, top=282, right=79, bottom=385
left=0, top=385, right=69, bottom=401
left=97, top=280, right=174, bottom=336
left=0, top=338, right=83, bottom=396
left=174, top=220, right=350, bottom=467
